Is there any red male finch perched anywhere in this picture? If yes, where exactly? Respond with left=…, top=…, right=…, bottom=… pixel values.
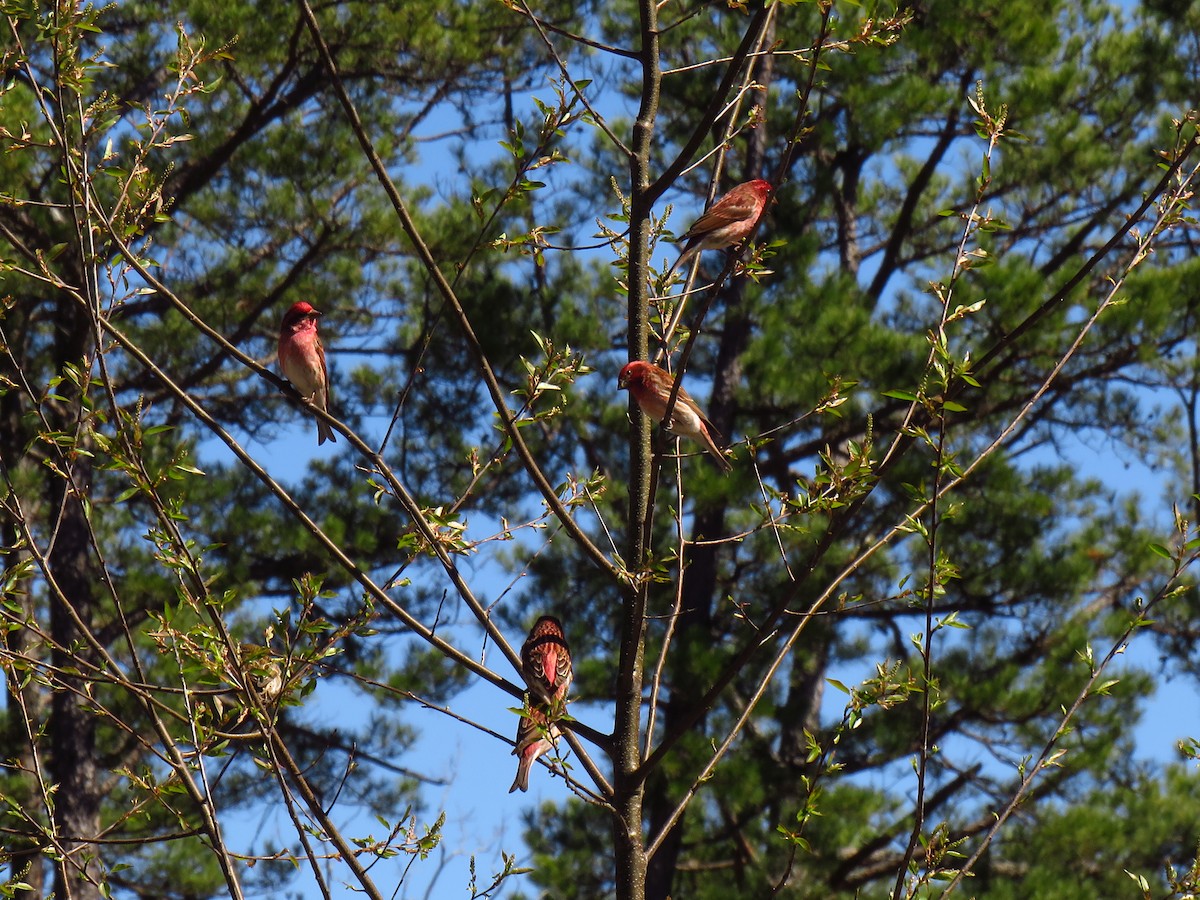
left=666, top=178, right=772, bottom=280
left=278, top=301, right=336, bottom=445
left=520, top=615, right=573, bottom=705
left=618, top=361, right=732, bottom=472
left=509, top=705, right=562, bottom=793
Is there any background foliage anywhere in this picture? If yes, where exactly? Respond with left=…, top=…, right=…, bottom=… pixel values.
left=1, top=1, right=1200, bottom=898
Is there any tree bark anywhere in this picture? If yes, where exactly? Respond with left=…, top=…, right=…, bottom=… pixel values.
left=45, top=300, right=102, bottom=900
left=2, top=527, right=47, bottom=899
left=1, top=269, right=47, bottom=900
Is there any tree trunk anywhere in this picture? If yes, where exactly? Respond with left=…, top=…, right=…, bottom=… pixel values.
left=2, top=533, right=47, bottom=899
left=1, top=300, right=48, bottom=899
left=45, top=297, right=103, bottom=900
left=48, top=466, right=102, bottom=900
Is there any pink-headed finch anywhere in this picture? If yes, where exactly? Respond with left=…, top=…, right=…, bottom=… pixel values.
left=278, top=301, right=335, bottom=445
left=618, top=361, right=732, bottom=472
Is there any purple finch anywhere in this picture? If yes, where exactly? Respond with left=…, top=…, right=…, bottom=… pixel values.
left=667, top=179, right=772, bottom=279
left=509, top=704, right=561, bottom=793
left=520, top=615, right=572, bottom=706
left=618, top=361, right=731, bottom=472
left=278, top=301, right=335, bottom=445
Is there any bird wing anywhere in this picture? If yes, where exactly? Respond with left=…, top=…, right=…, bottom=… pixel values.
left=681, top=192, right=759, bottom=239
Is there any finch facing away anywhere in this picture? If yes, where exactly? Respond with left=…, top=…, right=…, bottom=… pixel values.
left=520, top=615, right=573, bottom=706
left=618, top=361, right=732, bottom=472
left=278, top=301, right=336, bottom=445
left=667, top=179, right=772, bottom=279
left=509, top=704, right=562, bottom=793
